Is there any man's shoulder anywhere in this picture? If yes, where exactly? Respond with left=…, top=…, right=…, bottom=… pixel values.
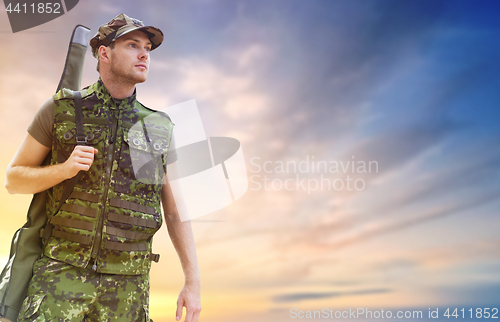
left=52, top=86, right=93, bottom=102
left=53, top=88, right=75, bottom=102
left=135, top=100, right=174, bottom=124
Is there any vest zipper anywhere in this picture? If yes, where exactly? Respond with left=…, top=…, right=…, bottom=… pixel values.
left=90, top=105, right=120, bottom=271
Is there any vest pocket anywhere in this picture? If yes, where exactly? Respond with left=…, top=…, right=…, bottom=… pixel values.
left=114, top=127, right=170, bottom=201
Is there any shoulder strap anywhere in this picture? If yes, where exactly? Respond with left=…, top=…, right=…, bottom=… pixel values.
left=43, top=91, right=86, bottom=243
left=58, top=91, right=86, bottom=207
left=74, top=91, right=86, bottom=145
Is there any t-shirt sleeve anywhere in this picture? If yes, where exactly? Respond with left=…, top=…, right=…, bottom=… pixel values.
left=27, top=97, right=54, bottom=148
left=166, top=132, right=178, bottom=164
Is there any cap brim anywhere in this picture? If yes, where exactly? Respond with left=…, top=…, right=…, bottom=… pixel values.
left=115, top=26, right=164, bottom=51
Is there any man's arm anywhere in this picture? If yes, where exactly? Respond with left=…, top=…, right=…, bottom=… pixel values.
left=5, top=133, right=97, bottom=194
left=161, top=173, right=202, bottom=322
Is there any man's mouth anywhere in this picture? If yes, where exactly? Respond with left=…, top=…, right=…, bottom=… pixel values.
left=136, top=63, right=147, bottom=70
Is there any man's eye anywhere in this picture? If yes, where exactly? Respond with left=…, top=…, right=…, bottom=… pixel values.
left=145, top=47, right=151, bottom=52
left=129, top=43, right=136, bottom=48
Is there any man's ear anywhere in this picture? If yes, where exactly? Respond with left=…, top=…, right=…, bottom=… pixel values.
left=98, top=45, right=111, bottom=65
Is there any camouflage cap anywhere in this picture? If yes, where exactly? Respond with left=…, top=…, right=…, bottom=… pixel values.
left=89, top=13, right=164, bottom=58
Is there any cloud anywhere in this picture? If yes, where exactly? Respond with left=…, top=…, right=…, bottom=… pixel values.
left=308, top=192, right=500, bottom=252
left=344, top=119, right=460, bottom=174
left=372, top=141, right=500, bottom=214
left=243, top=0, right=449, bottom=140
left=272, top=288, right=391, bottom=303
left=432, top=283, right=500, bottom=307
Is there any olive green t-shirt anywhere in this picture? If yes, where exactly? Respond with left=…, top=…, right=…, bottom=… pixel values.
left=27, top=98, right=178, bottom=164
left=27, top=98, right=54, bottom=148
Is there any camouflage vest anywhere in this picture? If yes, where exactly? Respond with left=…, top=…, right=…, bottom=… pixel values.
left=43, top=79, right=174, bottom=275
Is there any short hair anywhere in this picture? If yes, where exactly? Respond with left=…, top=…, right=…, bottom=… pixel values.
left=96, top=41, right=116, bottom=73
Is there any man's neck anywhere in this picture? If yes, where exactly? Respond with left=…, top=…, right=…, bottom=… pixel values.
left=100, top=75, right=136, bottom=100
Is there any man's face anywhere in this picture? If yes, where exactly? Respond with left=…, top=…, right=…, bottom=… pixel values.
left=108, top=30, right=152, bottom=84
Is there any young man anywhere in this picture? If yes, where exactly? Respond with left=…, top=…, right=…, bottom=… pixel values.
left=4, top=14, right=201, bottom=322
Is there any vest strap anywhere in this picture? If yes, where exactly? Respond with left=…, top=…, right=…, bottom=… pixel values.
left=69, top=191, right=100, bottom=203
left=51, top=216, right=94, bottom=231
left=43, top=93, right=86, bottom=246
left=106, top=226, right=151, bottom=241
left=42, top=223, right=54, bottom=242
left=104, top=240, right=148, bottom=252
left=108, top=212, right=158, bottom=229
left=60, top=203, right=97, bottom=218
left=109, top=198, right=156, bottom=215
left=74, top=91, right=87, bottom=145
left=52, top=229, right=91, bottom=245
left=149, top=253, right=160, bottom=263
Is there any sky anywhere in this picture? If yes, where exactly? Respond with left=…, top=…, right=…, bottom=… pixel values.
left=1, top=0, right=500, bottom=321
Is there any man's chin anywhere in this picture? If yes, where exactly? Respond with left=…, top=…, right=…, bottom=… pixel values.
left=133, top=74, right=148, bottom=84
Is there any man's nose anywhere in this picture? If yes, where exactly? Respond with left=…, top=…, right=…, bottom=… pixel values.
left=139, top=47, right=149, bottom=59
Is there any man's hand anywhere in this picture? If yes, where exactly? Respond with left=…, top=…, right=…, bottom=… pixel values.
left=62, top=146, right=98, bottom=179
left=176, top=282, right=201, bottom=322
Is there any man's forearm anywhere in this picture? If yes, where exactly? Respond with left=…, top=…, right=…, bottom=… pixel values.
left=5, top=134, right=97, bottom=195
left=5, top=162, right=69, bottom=194
left=161, top=168, right=202, bottom=321
left=165, top=213, right=201, bottom=284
